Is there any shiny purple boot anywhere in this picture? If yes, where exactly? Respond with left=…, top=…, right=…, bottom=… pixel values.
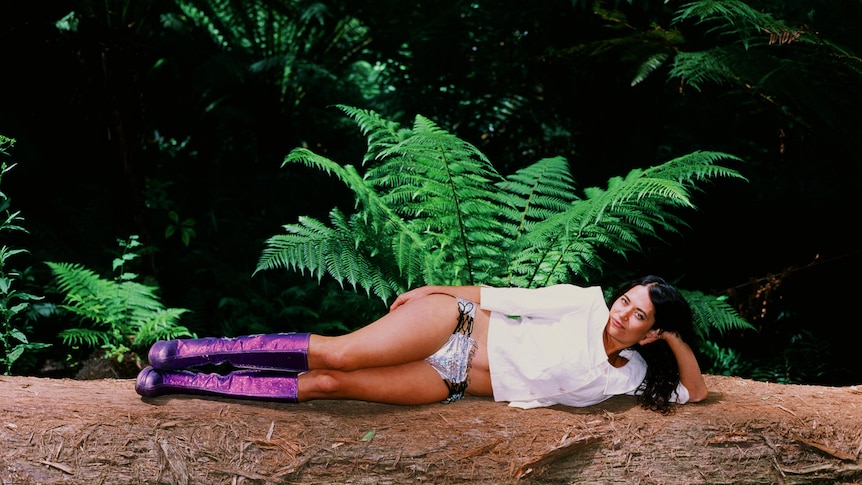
left=135, top=366, right=299, bottom=402
left=147, top=333, right=311, bottom=371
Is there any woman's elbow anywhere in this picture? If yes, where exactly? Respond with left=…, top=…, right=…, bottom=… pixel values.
left=687, top=385, right=708, bottom=403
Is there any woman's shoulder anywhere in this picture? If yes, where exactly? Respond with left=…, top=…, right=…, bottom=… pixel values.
left=619, top=349, right=648, bottom=369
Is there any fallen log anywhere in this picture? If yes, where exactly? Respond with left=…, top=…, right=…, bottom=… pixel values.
left=1, top=375, right=860, bottom=484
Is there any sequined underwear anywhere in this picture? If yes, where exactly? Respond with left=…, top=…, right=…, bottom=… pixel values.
left=425, top=297, right=477, bottom=403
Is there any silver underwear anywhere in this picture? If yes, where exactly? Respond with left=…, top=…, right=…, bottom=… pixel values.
left=425, top=297, right=477, bottom=403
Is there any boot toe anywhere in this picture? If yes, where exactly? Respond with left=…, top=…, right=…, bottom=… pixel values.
left=148, top=340, right=180, bottom=369
left=135, top=366, right=165, bottom=397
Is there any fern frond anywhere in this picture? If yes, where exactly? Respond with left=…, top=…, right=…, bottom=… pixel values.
left=670, top=49, right=741, bottom=91
left=507, top=151, right=744, bottom=287
left=256, top=210, right=406, bottom=300
left=57, top=327, right=111, bottom=349
left=261, top=107, right=746, bottom=308
left=681, top=290, right=756, bottom=339
left=673, top=0, right=798, bottom=44
left=134, top=308, right=194, bottom=346
left=373, top=115, right=511, bottom=285
left=642, top=150, right=746, bottom=185
left=496, top=156, right=577, bottom=238
left=47, top=261, right=190, bottom=351
left=48, top=262, right=138, bottom=326
left=335, top=104, right=409, bottom=163
left=631, top=52, right=670, bottom=87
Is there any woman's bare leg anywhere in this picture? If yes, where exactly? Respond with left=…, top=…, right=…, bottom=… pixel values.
left=307, top=293, right=462, bottom=371
left=297, top=361, right=452, bottom=405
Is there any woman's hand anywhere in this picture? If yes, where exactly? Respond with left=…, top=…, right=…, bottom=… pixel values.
left=389, top=286, right=443, bottom=312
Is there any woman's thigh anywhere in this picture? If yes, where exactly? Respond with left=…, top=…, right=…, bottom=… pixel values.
left=298, top=361, right=450, bottom=405
left=308, top=293, right=461, bottom=371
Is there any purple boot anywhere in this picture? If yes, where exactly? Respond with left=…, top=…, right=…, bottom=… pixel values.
left=148, top=333, right=311, bottom=371
left=135, top=366, right=299, bottom=402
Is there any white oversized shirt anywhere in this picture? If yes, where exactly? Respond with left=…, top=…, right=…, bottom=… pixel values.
left=482, top=284, right=690, bottom=409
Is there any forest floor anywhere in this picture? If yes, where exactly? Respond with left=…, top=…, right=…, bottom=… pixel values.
left=2, top=374, right=862, bottom=484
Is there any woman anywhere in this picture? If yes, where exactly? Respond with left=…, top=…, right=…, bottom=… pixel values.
left=136, top=275, right=708, bottom=413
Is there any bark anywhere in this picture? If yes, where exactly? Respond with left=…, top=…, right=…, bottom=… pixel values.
left=1, top=375, right=860, bottom=484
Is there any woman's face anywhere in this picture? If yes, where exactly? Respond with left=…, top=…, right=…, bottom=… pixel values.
left=607, top=284, right=657, bottom=346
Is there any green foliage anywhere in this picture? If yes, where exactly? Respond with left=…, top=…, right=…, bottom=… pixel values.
left=257, top=106, right=750, bottom=336
left=681, top=290, right=755, bottom=338
left=164, top=210, right=197, bottom=247
left=684, top=289, right=758, bottom=374
left=170, top=0, right=372, bottom=106
left=668, top=0, right=816, bottom=89
left=746, top=330, right=829, bottom=385
left=699, top=340, right=751, bottom=377
left=48, top=236, right=194, bottom=361
left=661, top=0, right=862, bottom=130
left=0, top=139, right=51, bottom=375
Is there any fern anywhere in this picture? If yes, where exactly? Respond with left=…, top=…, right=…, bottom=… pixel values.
left=504, top=151, right=745, bottom=288
left=631, top=52, right=670, bottom=87
left=665, top=0, right=862, bottom=111
left=48, top=255, right=193, bottom=358
left=747, top=330, right=829, bottom=384
left=673, top=0, right=801, bottom=45
left=257, top=107, right=748, bottom=292
left=680, top=290, right=755, bottom=338
left=257, top=106, right=752, bottom=337
left=171, top=0, right=370, bottom=106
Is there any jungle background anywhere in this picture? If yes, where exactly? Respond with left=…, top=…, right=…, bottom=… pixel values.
left=0, top=0, right=860, bottom=386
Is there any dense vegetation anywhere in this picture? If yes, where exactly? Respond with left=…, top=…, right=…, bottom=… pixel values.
left=0, top=1, right=859, bottom=385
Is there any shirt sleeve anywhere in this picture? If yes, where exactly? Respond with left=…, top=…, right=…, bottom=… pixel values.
left=672, top=383, right=691, bottom=404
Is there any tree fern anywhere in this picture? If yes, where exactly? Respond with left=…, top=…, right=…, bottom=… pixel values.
left=503, top=152, right=745, bottom=288
left=257, top=106, right=750, bottom=341
left=256, top=107, right=748, bottom=293
left=172, top=0, right=369, bottom=108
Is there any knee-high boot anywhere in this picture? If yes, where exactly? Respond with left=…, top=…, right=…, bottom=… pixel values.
left=135, top=366, right=299, bottom=402
left=147, top=333, right=311, bottom=371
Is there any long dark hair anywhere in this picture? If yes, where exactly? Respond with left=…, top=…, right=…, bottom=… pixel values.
left=610, top=275, right=695, bottom=414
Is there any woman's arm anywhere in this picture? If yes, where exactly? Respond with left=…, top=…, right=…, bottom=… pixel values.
left=389, top=286, right=483, bottom=312
left=662, top=331, right=708, bottom=402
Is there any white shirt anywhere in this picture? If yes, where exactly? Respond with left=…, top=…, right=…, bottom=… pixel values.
left=482, top=284, right=690, bottom=409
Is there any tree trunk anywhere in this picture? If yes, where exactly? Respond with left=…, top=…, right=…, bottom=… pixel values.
left=1, top=375, right=860, bottom=484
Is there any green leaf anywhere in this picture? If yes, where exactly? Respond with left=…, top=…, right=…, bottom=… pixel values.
left=11, top=328, right=28, bottom=343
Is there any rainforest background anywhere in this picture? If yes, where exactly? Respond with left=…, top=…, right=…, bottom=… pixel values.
left=0, top=0, right=860, bottom=385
